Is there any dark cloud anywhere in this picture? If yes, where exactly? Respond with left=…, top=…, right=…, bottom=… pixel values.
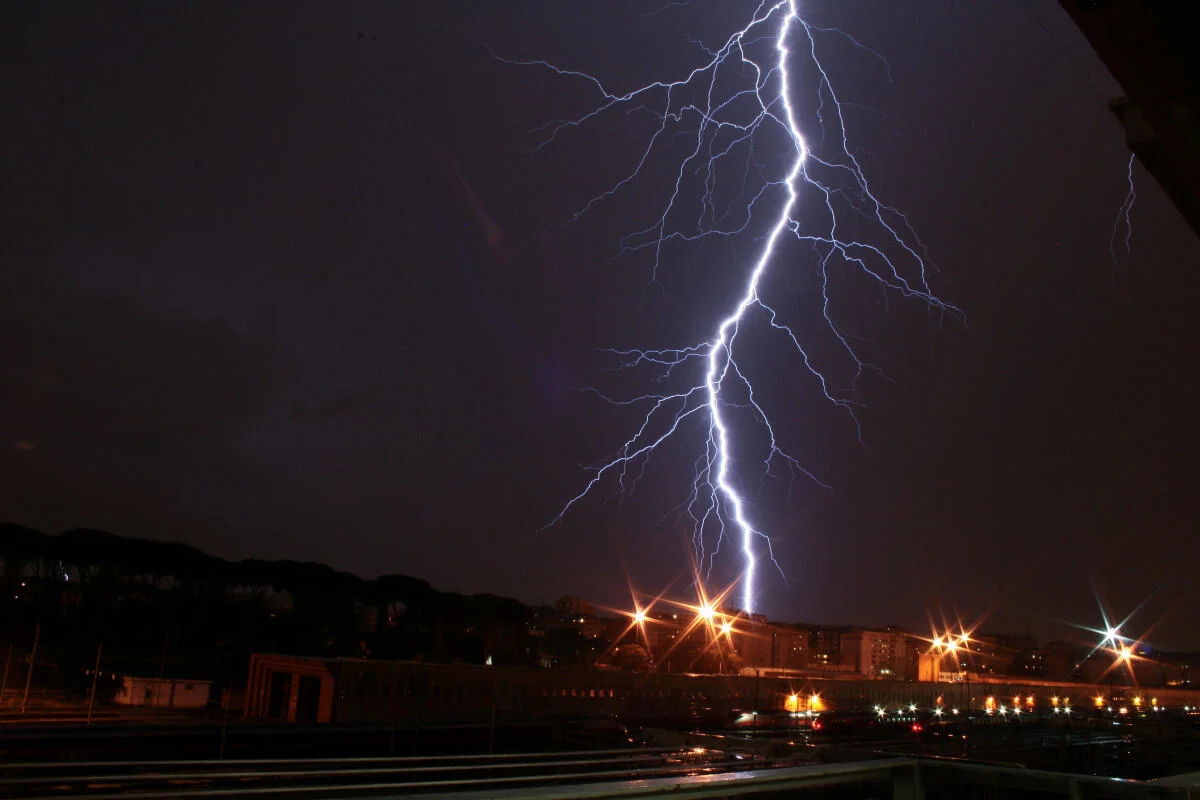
left=290, top=386, right=383, bottom=424
left=0, top=272, right=294, bottom=549
left=6, top=1, right=1200, bottom=648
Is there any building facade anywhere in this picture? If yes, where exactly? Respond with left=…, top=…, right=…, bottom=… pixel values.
left=114, top=676, right=212, bottom=708
left=243, top=651, right=1200, bottom=725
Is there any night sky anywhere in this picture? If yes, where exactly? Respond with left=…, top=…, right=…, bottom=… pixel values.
left=8, top=2, right=1200, bottom=648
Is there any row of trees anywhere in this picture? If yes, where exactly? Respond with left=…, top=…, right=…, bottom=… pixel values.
left=0, top=524, right=540, bottom=692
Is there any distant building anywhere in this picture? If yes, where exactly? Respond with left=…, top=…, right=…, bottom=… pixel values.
left=729, top=613, right=771, bottom=669
left=114, top=676, right=212, bottom=708
left=771, top=625, right=810, bottom=671
left=857, top=628, right=911, bottom=679
left=1042, top=641, right=1086, bottom=682
left=808, top=626, right=857, bottom=674
left=555, top=596, right=595, bottom=619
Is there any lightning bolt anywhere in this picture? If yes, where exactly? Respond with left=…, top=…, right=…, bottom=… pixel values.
left=1110, top=153, right=1136, bottom=267
left=501, top=1, right=961, bottom=613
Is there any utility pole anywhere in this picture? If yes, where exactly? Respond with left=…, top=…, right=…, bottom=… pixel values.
left=752, top=669, right=760, bottom=737
left=219, top=674, right=233, bottom=760
left=87, top=642, right=103, bottom=724
left=20, top=623, right=40, bottom=715
left=1, top=645, right=12, bottom=705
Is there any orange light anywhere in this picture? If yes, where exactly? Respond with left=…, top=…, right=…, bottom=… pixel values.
left=785, top=693, right=800, bottom=712
left=633, top=610, right=647, bottom=624
left=699, top=604, right=715, bottom=621
left=1094, top=695, right=1105, bottom=708
left=720, top=621, right=733, bottom=635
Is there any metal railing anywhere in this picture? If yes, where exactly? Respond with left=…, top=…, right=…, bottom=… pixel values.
left=398, top=757, right=1200, bottom=800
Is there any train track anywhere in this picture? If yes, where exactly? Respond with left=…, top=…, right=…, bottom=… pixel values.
left=0, top=746, right=753, bottom=799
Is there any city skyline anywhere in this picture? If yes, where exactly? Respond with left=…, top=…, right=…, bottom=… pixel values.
left=6, top=2, right=1200, bottom=646
left=2, top=523, right=1188, bottom=662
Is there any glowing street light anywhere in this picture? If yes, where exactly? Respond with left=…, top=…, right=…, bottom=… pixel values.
left=720, top=621, right=733, bottom=635
left=633, top=609, right=647, bottom=625
left=699, top=604, right=715, bottom=622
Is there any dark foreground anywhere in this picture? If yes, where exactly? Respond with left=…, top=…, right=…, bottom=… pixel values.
left=4, top=712, right=1200, bottom=798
